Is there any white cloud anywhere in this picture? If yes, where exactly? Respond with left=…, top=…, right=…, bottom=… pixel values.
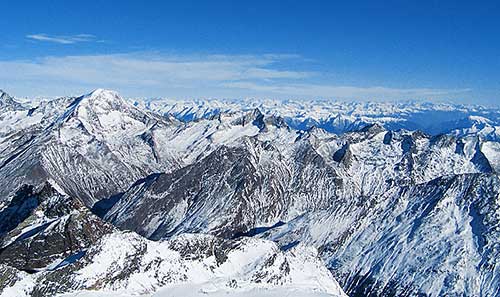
left=26, top=34, right=97, bottom=44
left=0, top=52, right=471, bottom=100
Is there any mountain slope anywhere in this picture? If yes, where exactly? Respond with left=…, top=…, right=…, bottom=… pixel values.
left=259, top=173, right=500, bottom=297
left=1, top=232, right=346, bottom=297
left=0, top=182, right=114, bottom=273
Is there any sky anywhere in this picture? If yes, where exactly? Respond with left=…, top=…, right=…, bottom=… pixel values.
left=0, top=0, right=499, bottom=105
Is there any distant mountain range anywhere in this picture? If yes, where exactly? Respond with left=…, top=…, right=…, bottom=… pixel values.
left=137, top=97, right=500, bottom=141
left=0, top=89, right=499, bottom=297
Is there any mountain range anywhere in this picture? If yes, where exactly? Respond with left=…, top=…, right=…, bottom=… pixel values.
left=0, top=89, right=499, bottom=297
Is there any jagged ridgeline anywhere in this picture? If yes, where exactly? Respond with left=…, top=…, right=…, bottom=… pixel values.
left=0, top=89, right=499, bottom=297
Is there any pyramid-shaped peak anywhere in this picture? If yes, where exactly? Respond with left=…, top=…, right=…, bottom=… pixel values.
left=230, top=107, right=265, bottom=129
left=0, top=89, right=24, bottom=110
left=0, top=89, right=13, bottom=101
left=359, top=123, right=386, bottom=134
left=248, top=107, right=263, bottom=116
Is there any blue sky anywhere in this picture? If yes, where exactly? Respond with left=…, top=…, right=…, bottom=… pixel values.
left=1, top=0, right=499, bottom=105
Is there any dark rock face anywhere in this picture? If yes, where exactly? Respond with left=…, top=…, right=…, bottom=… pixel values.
left=0, top=183, right=114, bottom=272
left=471, top=141, right=493, bottom=172
left=0, top=185, right=39, bottom=236
left=332, top=144, right=351, bottom=163
left=383, top=131, right=393, bottom=145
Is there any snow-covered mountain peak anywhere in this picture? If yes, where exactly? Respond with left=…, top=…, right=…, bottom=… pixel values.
left=88, top=88, right=116, bottom=96
left=86, top=88, right=121, bottom=100
left=49, top=89, right=130, bottom=127
left=357, top=122, right=386, bottom=134
left=59, top=88, right=152, bottom=137
left=229, top=108, right=265, bottom=128
left=79, top=88, right=127, bottom=111
left=0, top=90, right=23, bottom=111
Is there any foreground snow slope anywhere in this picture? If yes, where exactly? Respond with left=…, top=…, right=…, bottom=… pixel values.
left=1, top=232, right=346, bottom=297
left=59, top=287, right=337, bottom=297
